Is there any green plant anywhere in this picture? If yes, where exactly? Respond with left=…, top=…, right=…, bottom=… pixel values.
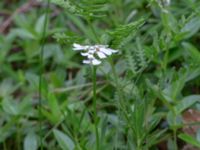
left=1, top=0, right=200, bottom=150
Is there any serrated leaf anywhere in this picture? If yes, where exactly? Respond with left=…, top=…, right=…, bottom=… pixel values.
left=50, top=0, right=106, bottom=18
left=109, top=18, right=146, bottom=48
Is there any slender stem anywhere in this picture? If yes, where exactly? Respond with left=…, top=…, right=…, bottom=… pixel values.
left=173, top=128, right=177, bottom=150
left=17, top=122, right=21, bottom=150
left=3, top=141, right=7, bottom=150
left=92, top=66, right=99, bottom=150
left=173, top=116, right=178, bottom=150
left=136, top=140, right=142, bottom=150
left=38, top=0, right=50, bottom=149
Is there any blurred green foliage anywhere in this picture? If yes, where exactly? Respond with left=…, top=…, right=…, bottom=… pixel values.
left=0, top=0, right=200, bottom=149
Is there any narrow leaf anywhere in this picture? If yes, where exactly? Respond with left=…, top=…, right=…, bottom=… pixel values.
left=178, top=133, right=200, bottom=148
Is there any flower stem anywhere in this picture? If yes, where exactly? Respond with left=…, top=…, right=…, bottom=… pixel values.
left=92, top=66, right=99, bottom=150
left=173, top=128, right=177, bottom=150
left=38, top=0, right=50, bottom=149
left=3, top=141, right=7, bottom=150
left=173, top=116, right=178, bottom=150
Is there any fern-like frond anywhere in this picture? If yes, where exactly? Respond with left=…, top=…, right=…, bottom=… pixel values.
left=53, top=32, right=83, bottom=44
left=109, top=18, right=146, bottom=49
left=50, top=0, right=107, bottom=18
left=135, top=37, right=147, bottom=70
left=50, top=0, right=82, bottom=14
left=125, top=41, right=148, bottom=76
left=125, top=49, right=138, bottom=75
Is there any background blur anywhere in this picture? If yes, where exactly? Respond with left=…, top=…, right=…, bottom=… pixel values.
left=0, top=0, right=200, bottom=150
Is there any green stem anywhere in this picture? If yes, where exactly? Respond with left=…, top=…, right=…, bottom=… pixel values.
left=136, top=141, right=142, bottom=150
left=17, top=122, right=21, bottom=150
left=163, top=48, right=169, bottom=71
left=173, top=116, right=178, bottom=150
left=173, top=128, right=177, bottom=150
left=92, top=66, right=99, bottom=150
left=38, top=0, right=50, bottom=149
left=3, top=141, right=7, bottom=150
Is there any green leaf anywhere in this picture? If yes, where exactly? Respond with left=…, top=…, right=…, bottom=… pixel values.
left=181, top=16, right=200, bottom=39
left=167, top=111, right=182, bottom=127
left=12, top=28, right=36, bottom=39
left=178, top=134, right=200, bottom=148
left=2, top=97, right=19, bottom=115
left=35, top=15, right=46, bottom=34
left=24, top=132, right=38, bottom=150
left=182, top=42, right=200, bottom=64
left=175, top=95, right=200, bottom=114
left=163, top=75, right=186, bottom=102
left=146, top=129, right=168, bottom=147
left=53, top=129, right=75, bottom=150
left=186, top=67, right=200, bottom=82
left=0, top=79, right=18, bottom=97
left=25, top=72, right=39, bottom=90
left=47, top=93, right=61, bottom=122
left=161, top=12, right=178, bottom=33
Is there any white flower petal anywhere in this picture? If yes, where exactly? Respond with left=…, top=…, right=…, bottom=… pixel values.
left=83, top=60, right=91, bottom=64
left=99, top=48, right=112, bottom=55
left=73, top=43, right=85, bottom=50
left=109, top=49, right=118, bottom=53
left=92, top=59, right=101, bottom=65
left=81, top=52, right=89, bottom=56
left=82, top=59, right=101, bottom=65
left=73, top=43, right=118, bottom=65
left=88, top=54, right=95, bottom=59
left=88, top=49, right=96, bottom=54
left=73, top=43, right=90, bottom=51
left=97, top=51, right=106, bottom=59
left=96, top=45, right=108, bottom=48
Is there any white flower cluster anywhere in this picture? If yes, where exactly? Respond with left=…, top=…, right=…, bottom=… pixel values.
left=73, top=43, right=118, bottom=65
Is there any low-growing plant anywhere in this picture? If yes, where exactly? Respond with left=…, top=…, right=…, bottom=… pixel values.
left=0, top=0, right=200, bottom=150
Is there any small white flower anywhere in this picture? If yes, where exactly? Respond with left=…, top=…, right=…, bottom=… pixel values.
left=83, top=59, right=101, bottom=65
left=72, top=43, right=118, bottom=65
left=73, top=43, right=89, bottom=51
left=96, top=51, right=107, bottom=59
